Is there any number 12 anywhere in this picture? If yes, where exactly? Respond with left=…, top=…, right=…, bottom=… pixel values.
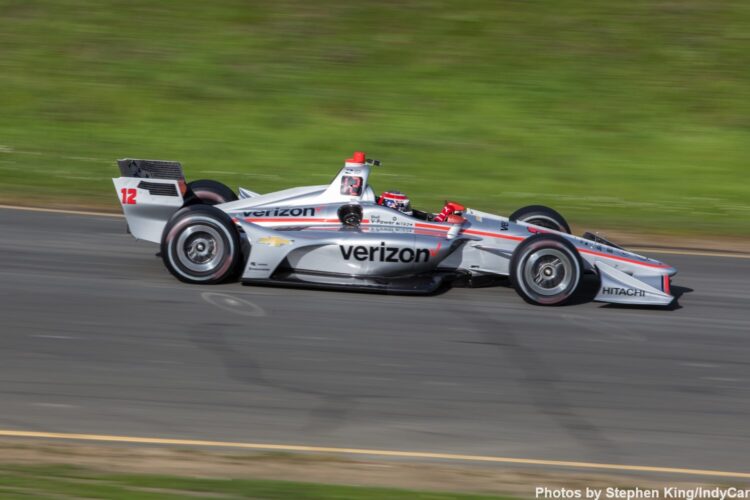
left=120, top=188, right=137, bottom=205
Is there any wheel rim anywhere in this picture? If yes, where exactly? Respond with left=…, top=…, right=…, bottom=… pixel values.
left=175, top=224, right=225, bottom=273
left=523, top=248, right=573, bottom=296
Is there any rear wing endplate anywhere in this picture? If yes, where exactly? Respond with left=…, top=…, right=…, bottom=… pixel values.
left=114, top=159, right=186, bottom=243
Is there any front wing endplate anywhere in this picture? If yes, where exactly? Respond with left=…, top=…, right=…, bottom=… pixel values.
left=594, top=261, right=674, bottom=306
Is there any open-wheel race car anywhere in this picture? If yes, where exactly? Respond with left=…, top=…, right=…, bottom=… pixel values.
left=113, top=152, right=676, bottom=306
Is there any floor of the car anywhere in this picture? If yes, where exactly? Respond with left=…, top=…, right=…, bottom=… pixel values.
left=241, top=270, right=465, bottom=295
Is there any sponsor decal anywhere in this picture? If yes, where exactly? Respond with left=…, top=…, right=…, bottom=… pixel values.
left=257, top=236, right=293, bottom=247
left=243, top=207, right=315, bottom=217
left=591, top=243, right=614, bottom=254
left=602, top=287, right=646, bottom=297
left=365, top=226, right=413, bottom=234
left=499, top=221, right=509, bottom=231
left=339, top=241, right=433, bottom=263
left=369, top=213, right=413, bottom=227
left=579, top=240, right=615, bottom=254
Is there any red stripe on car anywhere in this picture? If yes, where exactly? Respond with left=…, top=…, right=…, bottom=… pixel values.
left=578, top=248, right=671, bottom=269
left=244, top=217, right=341, bottom=223
left=415, top=222, right=450, bottom=231
left=462, top=229, right=525, bottom=241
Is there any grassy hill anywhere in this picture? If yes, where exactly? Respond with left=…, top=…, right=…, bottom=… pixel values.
left=1, top=0, right=748, bottom=235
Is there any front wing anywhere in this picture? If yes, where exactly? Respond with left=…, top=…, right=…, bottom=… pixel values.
left=593, top=261, right=674, bottom=306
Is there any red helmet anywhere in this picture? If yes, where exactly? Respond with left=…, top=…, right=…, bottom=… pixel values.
left=378, top=191, right=412, bottom=215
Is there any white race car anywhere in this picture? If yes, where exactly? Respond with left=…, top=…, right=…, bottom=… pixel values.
left=113, top=152, right=676, bottom=306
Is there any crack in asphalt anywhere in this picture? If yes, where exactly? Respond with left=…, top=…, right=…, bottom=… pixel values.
left=187, top=322, right=362, bottom=435
left=457, top=307, right=621, bottom=463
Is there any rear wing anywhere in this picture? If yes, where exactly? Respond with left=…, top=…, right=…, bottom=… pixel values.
left=113, top=159, right=187, bottom=243
left=117, top=158, right=185, bottom=181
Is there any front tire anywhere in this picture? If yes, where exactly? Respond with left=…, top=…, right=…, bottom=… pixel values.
left=509, top=205, right=571, bottom=233
left=161, top=205, right=241, bottom=284
left=187, top=179, right=238, bottom=206
left=510, top=234, right=582, bottom=306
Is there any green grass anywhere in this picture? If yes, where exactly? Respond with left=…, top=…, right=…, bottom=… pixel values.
left=0, top=464, right=512, bottom=499
left=0, top=0, right=748, bottom=235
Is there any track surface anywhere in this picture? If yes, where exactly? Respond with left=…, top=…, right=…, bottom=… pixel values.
left=1, top=208, right=749, bottom=472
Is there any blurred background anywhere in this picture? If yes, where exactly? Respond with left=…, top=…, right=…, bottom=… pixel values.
left=1, top=0, right=748, bottom=235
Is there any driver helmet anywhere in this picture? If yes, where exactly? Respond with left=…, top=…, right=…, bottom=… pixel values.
left=378, top=191, right=412, bottom=215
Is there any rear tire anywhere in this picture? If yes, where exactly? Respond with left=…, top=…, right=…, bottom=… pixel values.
left=161, top=205, right=241, bottom=284
left=509, top=205, right=571, bottom=233
left=187, top=179, right=238, bottom=206
left=510, top=234, right=582, bottom=306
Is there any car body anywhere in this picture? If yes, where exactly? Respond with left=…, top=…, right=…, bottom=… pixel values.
left=113, top=153, right=677, bottom=306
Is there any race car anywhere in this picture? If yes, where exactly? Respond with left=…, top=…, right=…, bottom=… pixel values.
left=113, top=152, right=677, bottom=306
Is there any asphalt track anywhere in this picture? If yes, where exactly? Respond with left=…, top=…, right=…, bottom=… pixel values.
left=1, top=207, right=749, bottom=475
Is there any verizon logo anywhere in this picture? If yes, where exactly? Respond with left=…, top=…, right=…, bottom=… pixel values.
left=339, top=242, right=435, bottom=263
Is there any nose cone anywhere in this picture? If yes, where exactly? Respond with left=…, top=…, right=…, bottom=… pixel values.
left=653, top=258, right=677, bottom=277
left=631, top=251, right=677, bottom=277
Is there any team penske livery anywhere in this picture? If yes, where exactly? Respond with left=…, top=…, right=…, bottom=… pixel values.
left=113, top=152, right=677, bottom=306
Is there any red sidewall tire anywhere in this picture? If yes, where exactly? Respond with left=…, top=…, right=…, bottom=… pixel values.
left=510, top=234, right=582, bottom=306
left=161, top=205, right=241, bottom=284
left=509, top=205, right=571, bottom=234
left=187, top=180, right=238, bottom=206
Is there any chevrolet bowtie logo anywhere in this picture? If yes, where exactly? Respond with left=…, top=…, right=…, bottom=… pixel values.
left=257, top=236, right=293, bottom=247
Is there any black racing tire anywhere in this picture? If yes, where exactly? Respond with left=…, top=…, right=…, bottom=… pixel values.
left=161, top=205, right=241, bottom=284
left=509, top=205, right=571, bottom=234
left=510, top=234, right=583, bottom=306
left=187, top=179, right=238, bottom=206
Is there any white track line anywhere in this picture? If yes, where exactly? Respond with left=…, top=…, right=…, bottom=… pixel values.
left=0, top=429, right=748, bottom=479
left=0, top=204, right=122, bottom=218
left=628, top=247, right=750, bottom=259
